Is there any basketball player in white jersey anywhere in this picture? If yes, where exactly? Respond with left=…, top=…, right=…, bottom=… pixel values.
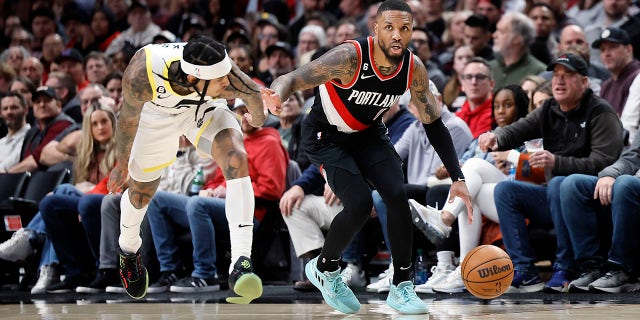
left=107, top=35, right=276, bottom=303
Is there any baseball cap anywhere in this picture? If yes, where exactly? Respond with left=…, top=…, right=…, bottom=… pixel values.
left=546, top=53, right=589, bottom=76
left=55, top=48, right=84, bottom=64
left=129, top=1, right=149, bottom=11
left=266, top=41, right=293, bottom=58
left=591, top=27, right=631, bottom=49
left=33, top=86, right=59, bottom=101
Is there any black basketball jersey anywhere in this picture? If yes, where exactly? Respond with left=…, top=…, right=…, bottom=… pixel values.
left=310, top=36, right=415, bottom=133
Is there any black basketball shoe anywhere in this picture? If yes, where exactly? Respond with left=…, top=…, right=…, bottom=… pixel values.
left=119, top=251, right=148, bottom=299
left=226, top=256, right=262, bottom=304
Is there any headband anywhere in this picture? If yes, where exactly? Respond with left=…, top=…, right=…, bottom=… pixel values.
left=180, top=51, right=232, bottom=80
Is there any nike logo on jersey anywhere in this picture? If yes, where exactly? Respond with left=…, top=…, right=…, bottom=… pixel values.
left=360, top=74, right=375, bottom=80
left=238, top=224, right=253, bottom=228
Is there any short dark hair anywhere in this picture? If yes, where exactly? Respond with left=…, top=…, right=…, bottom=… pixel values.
left=465, top=57, right=493, bottom=74
left=377, top=0, right=412, bottom=17
left=2, top=91, right=28, bottom=109
left=102, top=71, right=123, bottom=87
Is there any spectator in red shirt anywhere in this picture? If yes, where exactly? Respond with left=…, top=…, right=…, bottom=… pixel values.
left=455, top=57, right=495, bottom=138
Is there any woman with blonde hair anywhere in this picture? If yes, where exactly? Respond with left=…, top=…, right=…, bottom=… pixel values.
left=72, top=102, right=117, bottom=191
left=34, top=102, right=118, bottom=293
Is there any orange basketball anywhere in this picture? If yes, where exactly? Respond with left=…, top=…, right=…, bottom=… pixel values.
left=461, top=245, right=514, bottom=299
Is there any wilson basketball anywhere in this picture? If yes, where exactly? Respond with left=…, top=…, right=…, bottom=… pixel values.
left=461, top=245, right=514, bottom=299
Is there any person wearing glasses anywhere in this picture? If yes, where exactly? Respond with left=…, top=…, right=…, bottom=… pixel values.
left=455, top=57, right=495, bottom=138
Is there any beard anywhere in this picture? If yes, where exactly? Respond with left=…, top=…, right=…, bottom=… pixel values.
left=378, top=39, right=406, bottom=65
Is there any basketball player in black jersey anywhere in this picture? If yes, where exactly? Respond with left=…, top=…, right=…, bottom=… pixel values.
left=262, top=0, right=473, bottom=315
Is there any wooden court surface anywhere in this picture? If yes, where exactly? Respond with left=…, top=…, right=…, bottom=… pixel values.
left=3, top=294, right=640, bottom=319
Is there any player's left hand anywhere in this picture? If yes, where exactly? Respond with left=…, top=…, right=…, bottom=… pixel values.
left=448, top=180, right=473, bottom=224
left=260, top=87, right=282, bottom=115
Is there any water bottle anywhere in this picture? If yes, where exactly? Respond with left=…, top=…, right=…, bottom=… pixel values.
left=189, top=165, right=204, bottom=195
left=508, top=164, right=516, bottom=181
left=414, top=249, right=428, bottom=285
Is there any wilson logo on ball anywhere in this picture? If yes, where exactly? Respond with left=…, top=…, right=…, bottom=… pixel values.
left=477, top=263, right=512, bottom=279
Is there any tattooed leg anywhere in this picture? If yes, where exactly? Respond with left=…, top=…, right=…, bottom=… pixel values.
left=119, top=178, right=161, bottom=253
left=211, top=128, right=254, bottom=270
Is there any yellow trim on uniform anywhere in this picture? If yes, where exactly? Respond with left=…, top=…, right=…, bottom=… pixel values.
left=144, top=47, right=157, bottom=101
left=162, top=56, right=181, bottom=96
left=194, top=117, right=214, bottom=148
left=142, top=157, right=176, bottom=173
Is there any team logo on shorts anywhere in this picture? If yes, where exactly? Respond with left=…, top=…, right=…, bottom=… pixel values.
left=194, top=67, right=201, bottom=77
left=157, top=86, right=166, bottom=94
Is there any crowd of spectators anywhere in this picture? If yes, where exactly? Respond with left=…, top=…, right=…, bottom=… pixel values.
left=1, top=0, right=640, bottom=297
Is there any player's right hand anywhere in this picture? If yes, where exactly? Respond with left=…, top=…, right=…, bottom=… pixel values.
left=260, top=87, right=282, bottom=115
left=108, top=164, right=129, bottom=194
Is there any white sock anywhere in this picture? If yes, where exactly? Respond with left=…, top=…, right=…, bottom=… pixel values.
left=118, top=191, right=148, bottom=254
left=225, top=176, right=254, bottom=272
left=436, top=251, right=455, bottom=267
left=442, top=196, right=465, bottom=218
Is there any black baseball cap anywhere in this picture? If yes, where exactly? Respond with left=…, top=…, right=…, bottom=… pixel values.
left=55, top=48, right=84, bottom=64
left=592, top=27, right=631, bottom=49
left=129, top=1, right=149, bottom=11
left=546, top=53, right=589, bottom=76
left=33, top=86, right=59, bottom=101
left=266, top=41, right=293, bottom=58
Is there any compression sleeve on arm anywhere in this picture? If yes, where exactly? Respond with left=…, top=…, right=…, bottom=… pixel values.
left=423, top=118, right=465, bottom=181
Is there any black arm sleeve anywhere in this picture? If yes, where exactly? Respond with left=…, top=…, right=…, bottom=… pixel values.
left=423, top=118, right=465, bottom=181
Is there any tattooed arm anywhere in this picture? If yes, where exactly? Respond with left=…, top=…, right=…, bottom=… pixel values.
left=107, top=49, right=153, bottom=193
left=219, top=62, right=267, bottom=127
left=269, top=43, right=359, bottom=103
left=409, top=56, right=442, bottom=124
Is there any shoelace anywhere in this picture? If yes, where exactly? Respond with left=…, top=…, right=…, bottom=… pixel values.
left=327, top=273, right=351, bottom=298
left=121, top=254, right=142, bottom=281
left=398, top=284, right=419, bottom=303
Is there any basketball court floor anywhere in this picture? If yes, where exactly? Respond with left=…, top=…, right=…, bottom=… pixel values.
left=2, top=285, right=640, bottom=319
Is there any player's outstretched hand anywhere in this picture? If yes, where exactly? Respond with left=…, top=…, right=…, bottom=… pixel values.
left=108, top=164, right=129, bottom=194
left=260, top=87, right=282, bottom=115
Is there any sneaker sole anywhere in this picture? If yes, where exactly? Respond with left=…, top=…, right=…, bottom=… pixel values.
left=432, top=287, right=465, bottom=294
left=304, top=258, right=360, bottom=314
left=589, top=283, right=640, bottom=293
left=76, top=287, right=105, bottom=294
left=506, top=282, right=544, bottom=293
left=171, top=284, right=220, bottom=293
left=105, top=286, right=126, bottom=294
left=226, top=273, right=262, bottom=304
left=408, top=199, right=447, bottom=245
left=147, top=286, right=169, bottom=294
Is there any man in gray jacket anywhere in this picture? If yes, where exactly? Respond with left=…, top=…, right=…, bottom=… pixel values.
left=558, top=130, right=640, bottom=293
left=478, top=53, right=624, bottom=293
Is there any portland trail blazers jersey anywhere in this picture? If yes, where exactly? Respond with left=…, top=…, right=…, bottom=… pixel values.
left=141, top=43, right=223, bottom=115
left=311, top=36, right=414, bottom=133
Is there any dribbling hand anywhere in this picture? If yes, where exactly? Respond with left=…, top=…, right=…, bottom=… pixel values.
left=260, top=87, right=282, bottom=115
left=107, top=164, right=129, bottom=194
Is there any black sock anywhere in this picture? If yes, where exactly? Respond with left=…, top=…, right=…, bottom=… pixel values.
left=316, top=253, right=340, bottom=273
left=392, top=263, right=413, bottom=286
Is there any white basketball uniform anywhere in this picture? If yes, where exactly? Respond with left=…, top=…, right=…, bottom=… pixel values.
left=128, top=43, right=240, bottom=182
